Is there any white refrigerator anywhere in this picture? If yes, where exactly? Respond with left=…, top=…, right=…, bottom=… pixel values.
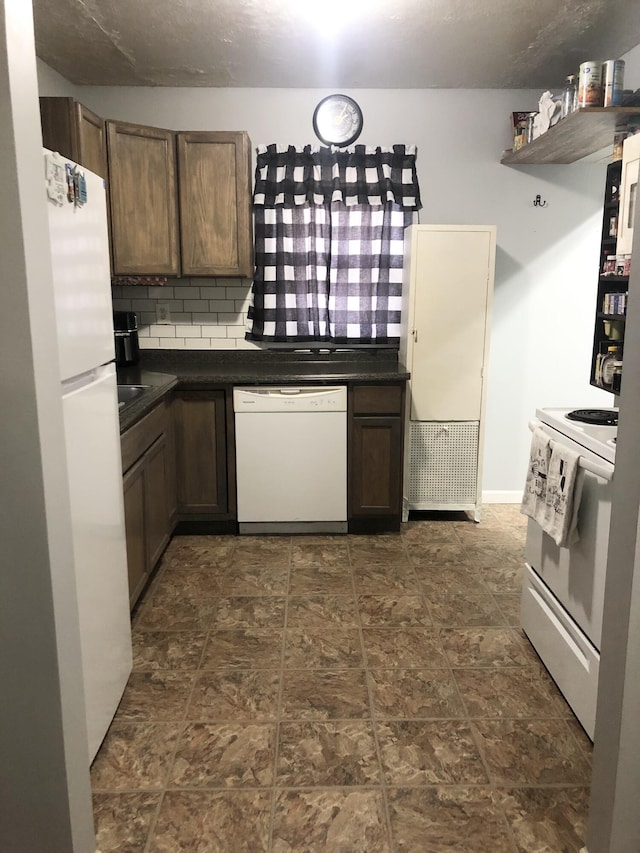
left=45, top=150, right=132, bottom=762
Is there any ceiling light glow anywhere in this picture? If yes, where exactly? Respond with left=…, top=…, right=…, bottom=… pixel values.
left=294, top=0, right=378, bottom=36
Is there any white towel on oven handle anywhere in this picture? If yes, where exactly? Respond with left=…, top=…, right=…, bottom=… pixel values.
left=521, top=428, right=583, bottom=547
left=543, top=441, right=584, bottom=547
left=521, top=427, right=552, bottom=528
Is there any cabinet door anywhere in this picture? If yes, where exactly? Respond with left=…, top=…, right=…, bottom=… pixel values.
left=145, top=434, right=171, bottom=569
left=349, top=417, right=403, bottom=517
left=123, top=457, right=147, bottom=608
left=177, top=131, right=253, bottom=277
left=174, top=392, right=228, bottom=515
left=75, top=103, right=107, bottom=178
left=408, top=227, right=494, bottom=421
left=617, top=133, right=640, bottom=255
left=40, top=97, right=107, bottom=178
left=107, top=120, right=180, bottom=275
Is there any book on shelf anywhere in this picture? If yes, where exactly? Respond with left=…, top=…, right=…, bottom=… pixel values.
left=511, top=111, right=530, bottom=151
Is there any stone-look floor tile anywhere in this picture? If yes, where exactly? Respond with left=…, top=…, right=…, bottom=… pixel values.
left=454, top=528, right=520, bottom=547
left=148, top=790, right=272, bottom=853
left=462, top=544, right=524, bottom=569
left=566, top=715, right=595, bottom=755
left=362, top=627, right=448, bottom=668
left=116, top=672, right=196, bottom=722
left=163, top=535, right=235, bottom=570
left=504, top=524, right=527, bottom=544
left=408, top=543, right=470, bottom=566
left=170, top=722, right=276, bottom=787
left=401, top=521, right=459, bottom=544
left=209, top=595, right=287, bottom=628
left=493, top=593, right=521, bottom=626
left=498, top=786, right=590, bottom=853
left=187, top=670, right=280, bottom=721
left=377, top=720, right=488, bottom=785
left=91, top=723, right=181, bottom=791
left=220, top=564, right=289, bottom=595
left=289, top=563, right=355, bottom=594
left=387, top=787, right=514, bottom=853
left=287, top=593, right=358, bottom=627
left=427, top=593, right=507, bottom=627
left=131, top=630, right=206, bottom=671
left=291, top=541, right=350, bottom=568
left=93, top=792, right=160, bottom=853
left=357, top=594, right=431, bottom=626
left=472, top=719, right=592, bottom=785
left=349, top=536, right=407, bottom=566
left=229, top=538, right=292, bottom=567
left=284, top=628, right=364, bottom=669
left=276, top=721, right=380, bottom=786
left=480, top=562, right=524, bottom=593
left=441, top=627, right=533, bottom=668
left=349, top=533, right=406, bottom=550
left=415, top=564, right=490, bottom=598
left=281, top=669, right=370, bottom=720
left=454, top=667, right=571, bottom=718
left=350, top=548, right=411, bottom=570
left=352, top=564, right=420, bottom=594
left=369, top=669, right=465, bottom=719
left=136, top=571, right=222, bottom=629
left=272, top=789, right=391, bottom=853
left=200, top=629, right=284, bottom=669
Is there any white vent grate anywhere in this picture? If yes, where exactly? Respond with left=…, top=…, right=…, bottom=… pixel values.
left=408, top=421, right=479, bottom=505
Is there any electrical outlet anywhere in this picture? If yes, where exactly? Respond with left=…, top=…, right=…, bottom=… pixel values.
left=156, top=301, right=171, bottom=324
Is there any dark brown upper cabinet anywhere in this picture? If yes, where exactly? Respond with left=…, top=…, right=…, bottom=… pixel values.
left=40, top=97, right=108, bottom=179
left=106, top=120, right=180, bottom=276
left=177, top=131, right=253, bottom=277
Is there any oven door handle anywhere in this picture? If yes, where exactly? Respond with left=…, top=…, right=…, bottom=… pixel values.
left=528, top=420, right=614, bottom=483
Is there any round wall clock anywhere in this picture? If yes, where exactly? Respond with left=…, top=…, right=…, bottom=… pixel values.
left=312, top=94, right=363, bottom=147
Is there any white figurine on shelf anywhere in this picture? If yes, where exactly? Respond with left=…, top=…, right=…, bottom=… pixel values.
left=533, top=91, right=563, bottom=139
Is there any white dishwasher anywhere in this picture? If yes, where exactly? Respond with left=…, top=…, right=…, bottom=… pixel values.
left=233, top=386, right=348, bottom=534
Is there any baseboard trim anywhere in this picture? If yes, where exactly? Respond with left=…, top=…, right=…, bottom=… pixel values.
left=482, top=490, right=523, bottom=504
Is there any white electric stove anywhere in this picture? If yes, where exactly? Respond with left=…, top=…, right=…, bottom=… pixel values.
left=521, top=406, right=617, bottom=739
left=536, top=406, right=618, bottom=463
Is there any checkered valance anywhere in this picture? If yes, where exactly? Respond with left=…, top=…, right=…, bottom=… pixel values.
left=253, top=144, right=421, bottom=209
left=247, top=144, right=420, bottom=344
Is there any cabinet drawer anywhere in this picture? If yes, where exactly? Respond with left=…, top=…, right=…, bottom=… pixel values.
left=121, top=401, right=169, bottom=473
left=352, top=384, right=403, bottom=416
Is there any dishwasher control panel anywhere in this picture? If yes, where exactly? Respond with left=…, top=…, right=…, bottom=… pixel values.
left=233, top=386, right=347, bottom=413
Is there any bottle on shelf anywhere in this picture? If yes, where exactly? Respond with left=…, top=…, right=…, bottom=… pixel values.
left=561, top=75, right=577, bottom=118
left=597, top=345, right=623, bottom=388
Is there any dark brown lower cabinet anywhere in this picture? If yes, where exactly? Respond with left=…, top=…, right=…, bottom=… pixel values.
left=122, top=457, right=146, bottom=607
left=348, top=383, right=405, bottom=533
left=173, top=390, right=235, bottom=528
left=121, top=399, right=174, bottom=609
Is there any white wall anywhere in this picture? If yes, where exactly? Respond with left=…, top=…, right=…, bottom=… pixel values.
left=73, top=82, right=622, bottom=494
left=37, top=56, right=79, bottom=97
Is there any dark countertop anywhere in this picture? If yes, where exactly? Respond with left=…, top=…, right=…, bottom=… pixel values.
left=117, top=349, right=410, bottom=433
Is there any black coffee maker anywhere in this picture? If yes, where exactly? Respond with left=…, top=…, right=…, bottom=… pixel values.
left=113, top=311, right=140, bottom=366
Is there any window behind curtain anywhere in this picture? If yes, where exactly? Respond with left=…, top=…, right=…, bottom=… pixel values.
left=246, top=144, right=421, bottom=345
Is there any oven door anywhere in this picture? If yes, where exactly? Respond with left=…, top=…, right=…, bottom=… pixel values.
left=524, top=421, right=614, bottom=650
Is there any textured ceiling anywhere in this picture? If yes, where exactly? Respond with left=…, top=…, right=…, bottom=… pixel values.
left=33, top=0, right=640, bottom=89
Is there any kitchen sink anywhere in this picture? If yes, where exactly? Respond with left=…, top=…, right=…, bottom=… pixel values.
left=117, top=384, right=149, bottom=409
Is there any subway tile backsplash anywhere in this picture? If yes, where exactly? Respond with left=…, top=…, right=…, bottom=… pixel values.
left=111, top=279, right=259, bottom=350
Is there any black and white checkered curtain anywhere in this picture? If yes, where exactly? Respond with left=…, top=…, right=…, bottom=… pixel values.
left=246, top=145, right=421, bottom=344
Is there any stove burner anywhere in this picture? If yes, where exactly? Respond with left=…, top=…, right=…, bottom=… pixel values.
left=566, top=409, right=619, bottom=426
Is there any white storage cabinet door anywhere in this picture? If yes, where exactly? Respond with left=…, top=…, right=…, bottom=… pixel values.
left=409, top=228, right=493, bottom=422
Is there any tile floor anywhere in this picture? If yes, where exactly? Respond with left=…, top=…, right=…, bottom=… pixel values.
left=92, top=504, right=592, bottom=852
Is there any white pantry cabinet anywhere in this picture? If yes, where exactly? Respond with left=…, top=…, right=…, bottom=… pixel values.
left=617, top=132, right=640, bottom=256
left=399, top=224, right=496, bottom=521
